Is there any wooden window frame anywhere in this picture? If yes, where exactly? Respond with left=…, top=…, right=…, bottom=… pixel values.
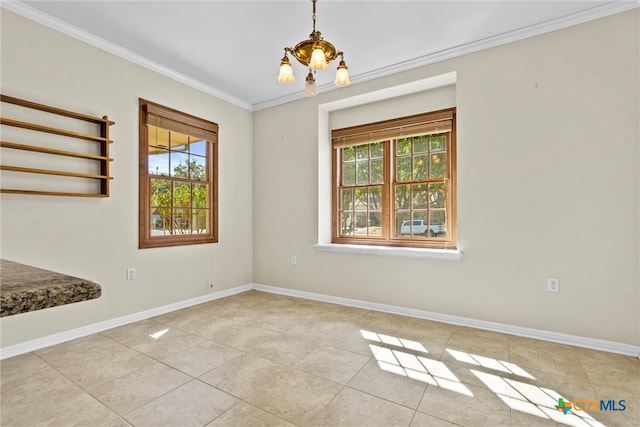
left=331, top=108, right=456, bottom=249
left=139, top=99, right=218, bottom=249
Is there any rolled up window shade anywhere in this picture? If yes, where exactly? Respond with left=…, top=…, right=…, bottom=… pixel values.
left=144, top=102, right=218, bottom=142
left=332, top=109, right=454, bottom=148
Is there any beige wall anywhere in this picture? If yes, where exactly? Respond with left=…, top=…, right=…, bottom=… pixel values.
left=253, top=10, right=639, bottom=346
left=0, top=11, right=253, bottom=347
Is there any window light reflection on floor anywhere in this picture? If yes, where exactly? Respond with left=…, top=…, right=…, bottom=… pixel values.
left=369, top=344, right=438, bottom=386
left=362, top=330, right=473, bottom=397
left=472, top=369, right=604, bottom=427
left=447, top=348, right=534, bottom=379
left=361, top=329, right=428, bottom=353
left=149, top=328, right=169, bottom=339
left=360, top=329, right=605, bottom=427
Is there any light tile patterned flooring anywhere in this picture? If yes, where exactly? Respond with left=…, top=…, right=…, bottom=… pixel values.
left=1, top=290, right=638, bottom=426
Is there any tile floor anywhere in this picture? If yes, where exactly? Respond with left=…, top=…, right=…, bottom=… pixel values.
left=1, top=290, right=638, bottom=426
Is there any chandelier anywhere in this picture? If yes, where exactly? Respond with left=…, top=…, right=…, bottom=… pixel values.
left=277, top=0, right=350, bottom=96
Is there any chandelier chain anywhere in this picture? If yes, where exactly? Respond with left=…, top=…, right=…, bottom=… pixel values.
left=312, top=0, right=317, bottom=32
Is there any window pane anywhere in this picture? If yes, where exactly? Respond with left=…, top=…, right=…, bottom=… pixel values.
left=173, top=208, right=190, bottom=233
left=355, top=188, right=368, bottom=211
left=170, top=152, right=189, bottom=177
left=413, top=154, right=429, bottom=180
left=148, top=127, right=169, bottom=148
left=396, top=138, right=411, bottom=155
left=342, top=146, right=355, bottom=162
left=368, top=186, right=382, bottom=236
left=430, top=134, right=446, bottom=151
left=396, top=157, right=411, bottom=182
left=429, top=183, right=446, bottom=209
left=370, top=142, right=383, bottom=158
left=395, top=211, right=410, bottom=237
left=413, top=136, right=428, bottom=153
left=192, top=209, right=209, bottom=234
left=411, top=184, right=428, bottom=209
left=356, top=160, right=369, bottom=185
left=411, top=211, right=428, bottom=237
left=355, top=212, right=367, bottom=234
left=193, top=183, right=208, bottom=208
left=369, top=186, right=382, bottom=211
left=413, top=211, right=427, bottom=223
left=356, top=144, right=369, bottom=160
left=170, top=132, right=189, bottom=151
left=190, top=139, right=206, bottom=156
left=150, top=178, right=171, bottom=207
left=430, top=211, right=446, bottom=237
left=430, top=153, right=446, bottom=178
left=395, top=184, right=411, bottom=211
left=340, top=212, right=354, bottom=235
left=151, top=208, right=169, bottom=233
left=368, top=212, right=382, bottom=236
left=149, top=148, right=169, bottom=176
left=370, top=159, right=383, bottom=184
left=342, top=162, right=355, bottom=186
left=340, top=188, right=353, bottom=211
left=173, top=182, right=191, bottom=208
left=190, top=155, right=207, bottom=180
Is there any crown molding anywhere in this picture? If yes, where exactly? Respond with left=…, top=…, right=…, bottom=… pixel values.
left=350, top=0, right=640, bottom=84
left=253, top=1, right=639, bottom=111
left=0, top=0, right=253, bottom=111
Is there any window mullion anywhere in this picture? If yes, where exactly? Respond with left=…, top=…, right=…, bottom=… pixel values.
left=332, top=147, right=340, bottom=240
left=383, top=140, right=391, bottom=239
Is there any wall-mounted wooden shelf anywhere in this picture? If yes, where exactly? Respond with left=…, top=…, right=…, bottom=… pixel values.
left=0, top=94, right=115, bottom=197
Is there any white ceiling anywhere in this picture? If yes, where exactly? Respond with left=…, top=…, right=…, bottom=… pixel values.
left=6, top=1, right=638, bottom=110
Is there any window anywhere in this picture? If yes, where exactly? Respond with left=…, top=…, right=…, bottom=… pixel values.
left=332, top=108, right=456, bottom=249
left=139, top=99, right=218, bottom=248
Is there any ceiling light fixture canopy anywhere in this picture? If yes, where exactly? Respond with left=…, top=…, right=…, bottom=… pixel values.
left=278, top=0, right=350, bottom=96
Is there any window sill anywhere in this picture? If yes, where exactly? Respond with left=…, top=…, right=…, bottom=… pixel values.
left=314, top=243, right=462, bottom=261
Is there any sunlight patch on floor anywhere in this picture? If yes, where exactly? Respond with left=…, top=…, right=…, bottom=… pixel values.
left=362, top=330, right=473, bottom=397
left=149, top=328, right=169, bottom=339
left=447, top=348, right=534, bottom=379
left=361, top=329, right=606, bottom=427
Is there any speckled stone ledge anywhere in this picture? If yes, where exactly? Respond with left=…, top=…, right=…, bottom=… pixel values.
left=0, top=259, right=101, bottom=317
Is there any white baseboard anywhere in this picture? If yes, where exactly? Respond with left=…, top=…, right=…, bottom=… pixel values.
left=0, top=284, right=251, bottom=360
left=253, top=283, right=640, bottom=358
left=2, top=282, right=638, bottom=360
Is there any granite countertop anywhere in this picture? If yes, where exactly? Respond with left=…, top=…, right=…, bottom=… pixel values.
left=0, top=259, right=101, bottom=317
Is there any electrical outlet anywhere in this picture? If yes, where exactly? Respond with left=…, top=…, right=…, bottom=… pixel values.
left=127, top=268, right=136, bottom=281
left=547, top=278, right=559, bottom=292
left=291, top=256, right=297, bottom=265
